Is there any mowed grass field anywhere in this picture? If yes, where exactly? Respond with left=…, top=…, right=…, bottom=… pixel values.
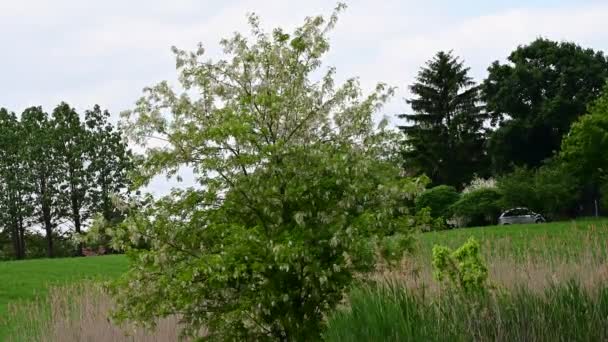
left=1, top=218, right=607, bottom=340
left=0, top=255, right=128, bottom=339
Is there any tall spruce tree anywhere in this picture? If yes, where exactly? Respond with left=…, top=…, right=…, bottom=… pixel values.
left=399, top=51, right=487, bottom=188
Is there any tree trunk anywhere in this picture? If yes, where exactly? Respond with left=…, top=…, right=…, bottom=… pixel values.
left=72, top=191, right=83, bottom=256
left=10, top=220, right=21, bottom=260
left=41, top=178, right=54, bottom=258
left=18, top=215, right=26, bottom=259
left=43, top=214, right=54, bottom=258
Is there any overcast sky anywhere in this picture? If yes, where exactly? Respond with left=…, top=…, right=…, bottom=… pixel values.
left=1, top=0, right=607, bottom=195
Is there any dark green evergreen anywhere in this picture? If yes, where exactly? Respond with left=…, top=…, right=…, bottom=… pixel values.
left=399, top=51, right=487, bottom=188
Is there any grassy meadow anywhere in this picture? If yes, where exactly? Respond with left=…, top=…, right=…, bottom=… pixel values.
left=0, top=255, right=128, bottom=340
left=2, top=218, right=608, bottom=341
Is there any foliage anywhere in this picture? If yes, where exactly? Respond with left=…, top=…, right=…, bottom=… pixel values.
left=399, top=51, right=488, bottom=188
left=497, top=166, right=537, bottom=209
left=85, top=105, right=133, bottom=225
left=484, top=38, right=608, bottom=173
left=449, top=188, right=502, bottom=227
left=498, top=164, right=579, bottom=219
left=113, top=5, right=427, bottom=340
left=0, top=108, right=32, bottom=259
left=0, top=103, right=133, bottom=259
left=534, top=162, right=580, bottom=218
left=560, top=84, right=608, bottom=189
left=52, top=103, right=91, bottom=256
left=432, top=237, right=488, bottom=293
left=415, top=185, right=459, bottom=221
left=324, top=281, right=608, bottom=342
left=21, top=106, right=64, bottom=258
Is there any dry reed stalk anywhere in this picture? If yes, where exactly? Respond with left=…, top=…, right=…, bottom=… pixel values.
left=7, top=283, right=194, bottom=342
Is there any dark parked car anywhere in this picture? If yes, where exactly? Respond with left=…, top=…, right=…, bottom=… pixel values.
left=498, top=208, right=545, bottom=225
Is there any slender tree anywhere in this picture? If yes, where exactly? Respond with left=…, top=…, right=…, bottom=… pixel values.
left=21, top=107, right=63, bottom=258
left=85, top=105, right=133, bottom=225
left=0, top=108, right=32, bottom=259
left=399, top=51, right=487, bottom=188
left=52, top=103, right=90, bottom=255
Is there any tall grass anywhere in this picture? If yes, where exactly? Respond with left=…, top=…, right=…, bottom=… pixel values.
left=325, top=281, right=608, bottom=342
left=5, top=282, right=187, bottom=342
left=327, top=220, right=608, bottom=341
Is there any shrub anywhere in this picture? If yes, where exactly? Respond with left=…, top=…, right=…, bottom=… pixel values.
left=497, top=166, right=538, bottom=210
left=449, top=188, right=502, bottom=227
left=498, top=163, right=579, bottom=219
left=432, top=238, right=488, bottom=293
left=415, top=185, right=459, bottom=221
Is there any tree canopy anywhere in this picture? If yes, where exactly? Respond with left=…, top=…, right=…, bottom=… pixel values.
left=484, top=38, right=608, bottom=173
left=112, top=5, right=427, bottom=340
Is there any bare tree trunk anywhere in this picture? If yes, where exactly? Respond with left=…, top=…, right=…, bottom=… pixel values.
left=10, top=221, right=22, bottom=259
left=41, top=178, right=54, bottom=258
left=18, top=215, right=26, bottom=259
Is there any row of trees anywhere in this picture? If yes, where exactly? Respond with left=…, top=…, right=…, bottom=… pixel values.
left=401, top=39, right=608, bottom=220
left=0, top=104, right=132, bottom=259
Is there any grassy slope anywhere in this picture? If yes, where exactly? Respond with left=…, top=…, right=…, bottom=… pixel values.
left=416, top=217, right=608, bottom=259
left=0, top=255, right=128, bottom=338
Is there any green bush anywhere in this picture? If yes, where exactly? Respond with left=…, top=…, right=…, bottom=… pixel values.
left=498, top=163, right=579, bottom=220
left=432, top=238, right=488, bottom=293
left=449, top=188, right=502, bottom=227
left=415, top=185, right=459, bottom=220
left=497, top=166, right=538, bottom=210
left=324, top=281, right=608, bottom=342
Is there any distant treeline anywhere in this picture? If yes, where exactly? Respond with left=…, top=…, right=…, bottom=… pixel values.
left=0, top=103, right=132, bottom=259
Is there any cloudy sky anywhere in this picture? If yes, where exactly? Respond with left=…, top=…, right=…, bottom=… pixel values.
left=1, top=0, right=607, bottom=195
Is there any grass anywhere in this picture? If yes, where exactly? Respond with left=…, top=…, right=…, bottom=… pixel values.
left=329, top=218, right=608, bottom=341
left=2, top=218, right=607, bottom=340
left=416, top=217, right=608, bottom=260
left=0, top=255, right=128, bottom=340
left=324, top=281, right=608, bottom=342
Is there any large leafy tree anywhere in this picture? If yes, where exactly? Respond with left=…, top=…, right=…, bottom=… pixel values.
left=52, top=103, right=90, bottom=253
left=85, top=105, right=133, bottom=224
left=112, top=5, right=426, bottom=340
left=0, top=109, right=33, bottom=259
left=484, top=38, right=608, bottom=173
left=399, top=51, right=487, bottom=188
left=560, top=83, right=608, bottom=211
left=21, top=107, right=63, bottom=258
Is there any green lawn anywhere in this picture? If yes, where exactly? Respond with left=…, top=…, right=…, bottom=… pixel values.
left=0, top=255, right=128, bottom=339
left=416, top=217, right=608, bottom=260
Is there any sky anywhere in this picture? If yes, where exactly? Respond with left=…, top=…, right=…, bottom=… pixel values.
left=1, top=0, right=607, bottom=195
